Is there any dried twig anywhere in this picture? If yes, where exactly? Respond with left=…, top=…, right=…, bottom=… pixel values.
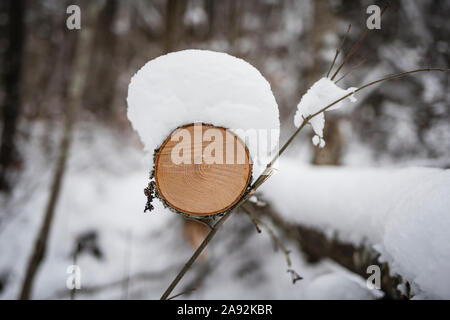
left=287, top=269, right=303, bottom=284
left=330, top=4, right=389, bottom=81
left=326, top=24, right=351, bottom=78
left=160, top=208, right=235, bottom=300
left=241, top=206, right=262, bottom=233
left=247, top=200, right=404, bottom=298
left=18, top=3, right=97, bottom=299
left=167, top=288, right=196, bottom=300
left=335, top=58, right=367, bottom=84
left=160, top=67, right=450, bottom=300
left=242, top=205, right=302, bottom=284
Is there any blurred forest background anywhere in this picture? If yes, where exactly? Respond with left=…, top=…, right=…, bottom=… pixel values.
left=0, top=0, right=449, bottom=300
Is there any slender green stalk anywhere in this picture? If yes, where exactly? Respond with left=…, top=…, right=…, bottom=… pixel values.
left=160, top=67, right=450, bottom=300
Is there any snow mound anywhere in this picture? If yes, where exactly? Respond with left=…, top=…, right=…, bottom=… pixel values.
left=294, top=77, right=356, bottom=147
left=305, top=273, right=375, bottom=300
left=261, top=160, right=450, bottom=299
left=127, top=49, right=280, bottom=174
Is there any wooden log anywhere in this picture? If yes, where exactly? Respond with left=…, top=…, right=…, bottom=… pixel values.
left=154, top=123, right=252, bottom=217
left=247, top=200, right=411, bottom=299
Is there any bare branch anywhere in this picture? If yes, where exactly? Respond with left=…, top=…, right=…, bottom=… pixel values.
left=330, top=4, right=389, bottom=81
left=168, top=288, right=196, bottom=300
left=326, top=24, right=351, bottom=78
left=335, top=58, right=367, bottom=84
left=242, top=205, right=303, bottom=284
left=241, top=206, right=262, bottom=233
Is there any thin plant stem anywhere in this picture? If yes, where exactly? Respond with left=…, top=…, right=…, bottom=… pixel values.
left=318, top=68, right=450, bottom=119
left=160, top=67, right=450, bottom=300
left=167, top=288, right=196, bottom=300
left=326, top=24, right=351, bottom=78
left=241, top=206, right=262, bottom=233
left=330, top=5, right=389, bottom=81
left=335, top=58, right=367, bottom=84
left=160, top=209, right=233, bottom=299
left=241, top=205, right=292, bottom=267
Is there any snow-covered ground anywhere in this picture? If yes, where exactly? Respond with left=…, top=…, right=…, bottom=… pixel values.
left=0, top=122, right=380, bottom=300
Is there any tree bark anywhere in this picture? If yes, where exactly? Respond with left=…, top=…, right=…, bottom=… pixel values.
left=227, top=0, right=241, bottom=52
left=0, top=0, right=27, bottom=192
left=307, top=0, right=343, bottom=166
left=83, top=0, right=119, bottom=119
left=203, top=0, right=215, bottom=39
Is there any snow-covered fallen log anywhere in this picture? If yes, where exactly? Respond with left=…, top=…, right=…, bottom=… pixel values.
left=258, top=160, right=450, bottom=299
left=247, top=201, right=403, bottom=299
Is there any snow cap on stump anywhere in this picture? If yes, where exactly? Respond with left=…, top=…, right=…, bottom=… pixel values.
left=127, top=49, right=280, bottom=176
left=127, top=50, right=279, bottom=216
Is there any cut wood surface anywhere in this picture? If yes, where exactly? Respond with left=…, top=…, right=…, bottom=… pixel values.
left=155, top=123, right=252, bottom=216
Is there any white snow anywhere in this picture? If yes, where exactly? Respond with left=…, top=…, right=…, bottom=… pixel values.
left=127, top=49, right=280, bottom=176
left=260, top=159, right=450, bottom=299
left=305, top=272, right=376, bottom=300
left=311, top=134, right=325, bottom=148
left=294, top=77, right=356, bottom=147
left=184, top=6, right=207, bottom=27
left=0, top=122, right=376, bottom=300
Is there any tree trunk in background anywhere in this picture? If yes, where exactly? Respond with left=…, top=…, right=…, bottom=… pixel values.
left=307, top=0, right=343, bottom=166
left=312, top=118, right=343, bottom=165
left=227, top=0, right=241, bottom=52
left=19, top=3, right=96, bottom=299
left=83, top=0, right=119, bottom=120
left=164, top=0, right=186, bottom=54
left=203, top=0, right=215, bottom=39
left=183, top=220, right=208, bottom=261
left=0, top=0, right=27, bottom=192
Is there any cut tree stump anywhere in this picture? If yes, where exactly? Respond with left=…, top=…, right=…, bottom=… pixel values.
left=154, top=123, right=252, bottom=217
